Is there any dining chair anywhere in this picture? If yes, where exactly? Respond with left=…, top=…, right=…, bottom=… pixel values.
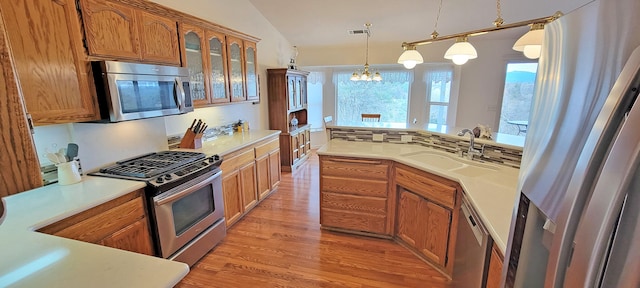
left=361, top=113, right=381, bottom=122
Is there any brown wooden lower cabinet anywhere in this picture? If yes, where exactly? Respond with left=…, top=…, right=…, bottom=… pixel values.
left=397, top=188, right=452, bottom=267
left=486, top=243, right=504, bottom=288
left=37, top=189, right=154, bottom=256
left=221, top=136, right=281, bottom=227
left=222, top=169, right=243, bottom=226
left=394, top=164, right=460, bottom=276
left=319, top=156, right=392, bottom=236
left=319, top=156, right=462, bottom=278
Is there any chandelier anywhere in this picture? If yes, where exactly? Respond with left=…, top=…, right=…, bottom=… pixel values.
left=397, top=0, right=562, bottom=67
left=350, top=23, right=382, bottom=81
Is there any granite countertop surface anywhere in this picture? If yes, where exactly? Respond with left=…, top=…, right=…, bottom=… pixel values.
left=317, top=139, right=520, bottom=254
left=327, top=121, right=525, bottom=150
left=0, top=177, right=189, bottom=288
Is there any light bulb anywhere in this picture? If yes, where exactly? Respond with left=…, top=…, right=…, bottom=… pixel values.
left=451, top=55, right=469, bottom=65
left=523, top=45, right=541, bottom=59
left=403, top=61, right=418, bottom=69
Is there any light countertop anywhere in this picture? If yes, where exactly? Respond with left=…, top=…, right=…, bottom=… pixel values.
left=317, top=140, right=519, bottom=253
left=0, top=177, right=189, bottom=288
left=178, top=130, right=281, bottom=156
left=328, top=121, right=525, bottom=150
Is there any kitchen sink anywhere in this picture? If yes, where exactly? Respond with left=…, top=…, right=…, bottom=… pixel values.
left=449, top=165, right=499, bottom=177
left=399, top=151, right=465, bottom=170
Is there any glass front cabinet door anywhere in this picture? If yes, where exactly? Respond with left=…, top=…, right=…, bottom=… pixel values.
left=245, top=41, right=259, bottom=102
left=207, top=31, right=230, bottom=104
left=227, top=36, right=246, bottom=102
left=182, top=25, right=208, bottom=105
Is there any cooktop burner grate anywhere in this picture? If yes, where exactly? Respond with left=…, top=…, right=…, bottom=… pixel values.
left=99, top=151, right=206, bottom=178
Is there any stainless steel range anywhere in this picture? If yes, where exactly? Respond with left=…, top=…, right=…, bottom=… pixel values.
left=91, top=151, right=225, bottom=266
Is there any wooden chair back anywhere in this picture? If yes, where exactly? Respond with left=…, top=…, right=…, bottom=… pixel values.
left=361, top=113, right=381, bottom=122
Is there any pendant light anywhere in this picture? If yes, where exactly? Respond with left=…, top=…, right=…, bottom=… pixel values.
left=513, top=23, right=545, bottom=59
left=351, top=24, right=382, bottom=82
left=397, top=46, right=423, bottom=69
left=444, top=36, right=478, bottom=65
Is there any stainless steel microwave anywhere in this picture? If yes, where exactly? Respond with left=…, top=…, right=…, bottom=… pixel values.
left=92, top=61, right=193, bottom=122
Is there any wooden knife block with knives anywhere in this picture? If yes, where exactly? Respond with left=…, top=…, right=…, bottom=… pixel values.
left=179, top=119, right=207, bottom=149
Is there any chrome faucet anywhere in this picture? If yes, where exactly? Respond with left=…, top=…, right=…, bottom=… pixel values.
left=458, top=129, right=483, bottom=160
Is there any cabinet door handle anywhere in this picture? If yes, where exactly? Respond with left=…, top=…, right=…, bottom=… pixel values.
left=329, top=158, right=382, bottom=165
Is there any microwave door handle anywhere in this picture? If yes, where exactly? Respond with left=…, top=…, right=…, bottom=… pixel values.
left=174, top=77, right=185, bottom=110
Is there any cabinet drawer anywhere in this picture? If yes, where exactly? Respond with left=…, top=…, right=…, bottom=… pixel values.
left=44, top=197, right=146, bottom=243
left=255, top=138, right=279, bottom=157
left=220, top=148, right=254, bottom=172
left=321, top=208, right=386, bottom=234
left=395, top=166, right=456, bottom=208
left=322, top=175, right=388, bottom=198
left=321, top=192, right=387, bottom=215
left=321, top=157, right=388, bottom=180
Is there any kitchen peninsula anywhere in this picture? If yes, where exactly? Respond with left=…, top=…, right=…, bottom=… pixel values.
left=318, top=122, right=523, bottom=282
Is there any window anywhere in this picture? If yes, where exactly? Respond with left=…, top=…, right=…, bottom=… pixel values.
left=425, top=68, right=453, bottom=129
left=307, top=72, right=324, bottom=131
left=334, top=70, right=411, bottom=123
left=498, top=62, right=538, bottom=135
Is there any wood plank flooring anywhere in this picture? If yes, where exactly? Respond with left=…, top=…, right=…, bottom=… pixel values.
left=177, top=151, right=451, bottom=288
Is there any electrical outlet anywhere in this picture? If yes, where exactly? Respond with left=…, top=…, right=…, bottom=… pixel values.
left=372, top=134, right=384, bottom=141
left=401, top=135, right=413, bottom=142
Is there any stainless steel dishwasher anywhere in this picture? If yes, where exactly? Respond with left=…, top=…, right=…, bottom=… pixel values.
left=452, top=196, right=490, bottom=287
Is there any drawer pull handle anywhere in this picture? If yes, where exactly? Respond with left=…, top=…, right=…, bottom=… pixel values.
left=329, top=158, right=382, bottom=165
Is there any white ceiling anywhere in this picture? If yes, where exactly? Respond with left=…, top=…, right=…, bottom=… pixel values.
left=248, top=0, right=593, bottom=48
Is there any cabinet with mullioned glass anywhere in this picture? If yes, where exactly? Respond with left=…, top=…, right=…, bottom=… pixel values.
left=181, top=23, right=258, bottom=106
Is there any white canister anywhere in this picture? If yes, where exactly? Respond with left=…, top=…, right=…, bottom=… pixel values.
left=57, top=161, right=82, bottom=185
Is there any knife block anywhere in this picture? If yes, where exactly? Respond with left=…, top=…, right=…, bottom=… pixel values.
left=179, top=129, right=203, bottom=149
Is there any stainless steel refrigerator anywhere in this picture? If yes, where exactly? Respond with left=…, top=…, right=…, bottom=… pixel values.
left=503, top=0, right=640, bottom=287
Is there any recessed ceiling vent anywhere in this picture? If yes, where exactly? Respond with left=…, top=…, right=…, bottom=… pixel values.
left=348, top=24, right=371, bottom=36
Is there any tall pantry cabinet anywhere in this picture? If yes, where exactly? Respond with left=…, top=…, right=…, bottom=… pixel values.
left=267, top=69, right=311, bottom=172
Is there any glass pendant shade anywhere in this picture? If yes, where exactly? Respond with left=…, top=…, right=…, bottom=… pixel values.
left=444, top=38, right=477, bottom=65
left=373, top=72, right=382, bottom=81
left=398, top=49, right=424, bottom=69
left=513, top=24, right=544, bottom=59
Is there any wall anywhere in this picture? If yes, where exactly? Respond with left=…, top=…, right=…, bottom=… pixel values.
left=296, top=28, right=532, bottom=131
left=33, top=0, right=291, bottom=172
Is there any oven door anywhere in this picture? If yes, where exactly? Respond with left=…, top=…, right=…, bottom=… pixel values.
left=105, top=73, right=193, bottom=122
left=152, top=170, right=224, bottom=258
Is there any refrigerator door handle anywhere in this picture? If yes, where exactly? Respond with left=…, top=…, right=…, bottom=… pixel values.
left=563, top=93, right=640, bottom=287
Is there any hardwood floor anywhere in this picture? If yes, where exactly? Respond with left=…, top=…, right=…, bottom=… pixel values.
left=177, top=152, right=451, bottom=288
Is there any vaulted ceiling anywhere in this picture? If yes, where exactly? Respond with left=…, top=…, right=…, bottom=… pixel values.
left=248, top=0, right=593, bottom=48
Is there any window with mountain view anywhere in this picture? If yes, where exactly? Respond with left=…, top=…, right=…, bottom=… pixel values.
left=335, top=70, right=411, bottom=123
left=498, top=62, right=538, bottom=136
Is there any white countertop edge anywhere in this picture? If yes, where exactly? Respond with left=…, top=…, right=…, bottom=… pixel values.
left=0, top=177, right=190, bottom=288
left=316, top=140, right=519, bottom=253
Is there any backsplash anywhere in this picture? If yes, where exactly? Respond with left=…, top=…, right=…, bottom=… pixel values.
left=329, top=128, right=523, bottom=168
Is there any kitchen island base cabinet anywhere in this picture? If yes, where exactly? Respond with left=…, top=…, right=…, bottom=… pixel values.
left=319, top=156, right=392, bottom=236
left=37, top=189, right=154, bottom=256
left=397, top=188, right=451, bottom=267
left=394, top=164, right=461, bottom=277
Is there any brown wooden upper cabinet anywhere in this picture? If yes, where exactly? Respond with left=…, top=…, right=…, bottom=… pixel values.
left=79, top=0, right=180, bottom=65
left=181, top=23, right=259, bottom=107
left=227, top=36, right=246, bottom=102
left=208, top=31, right=231, bottom=104
left=244, top=41, right=259, bottom=102
left=1, top=0, right=100, bottom=125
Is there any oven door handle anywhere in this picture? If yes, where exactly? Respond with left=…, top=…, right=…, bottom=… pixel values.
left=154, top=171, right=220, bottom=206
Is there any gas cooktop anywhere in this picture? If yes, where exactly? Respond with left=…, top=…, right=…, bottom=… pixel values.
left=97, top=151, right=206, bottom=179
